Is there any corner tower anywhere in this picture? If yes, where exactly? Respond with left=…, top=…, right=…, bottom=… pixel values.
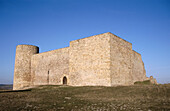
left=13, top=45, right=39, bottom=90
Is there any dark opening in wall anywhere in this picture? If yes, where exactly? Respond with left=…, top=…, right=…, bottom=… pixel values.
left=63, top=76, right=67, bottom=85
left=47, top=70, right=49, bottom=84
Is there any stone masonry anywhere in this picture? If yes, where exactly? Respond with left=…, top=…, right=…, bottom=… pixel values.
left=13, top=32, right=153, bottom=90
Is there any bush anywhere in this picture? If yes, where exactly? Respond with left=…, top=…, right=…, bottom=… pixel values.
left=134, top=80, right=151, bottom=85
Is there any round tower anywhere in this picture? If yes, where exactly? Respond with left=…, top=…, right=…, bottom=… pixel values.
left=13, top=45, right=39, bottom=90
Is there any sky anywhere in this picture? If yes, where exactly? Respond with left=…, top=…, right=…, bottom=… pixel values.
left=0, top=0, right=170, bottom=84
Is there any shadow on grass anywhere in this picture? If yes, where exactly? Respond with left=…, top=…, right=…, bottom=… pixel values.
left=0, top=89, right=31, bottom=93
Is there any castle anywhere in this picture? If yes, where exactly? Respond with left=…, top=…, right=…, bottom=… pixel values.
left=13, top=32, right=153, bottom=90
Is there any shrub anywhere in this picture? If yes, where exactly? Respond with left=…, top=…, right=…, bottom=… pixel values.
left=134, top=80, right=151, bottom=85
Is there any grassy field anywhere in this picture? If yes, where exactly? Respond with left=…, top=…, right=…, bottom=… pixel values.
left=0, top=84, right=170, bottom=111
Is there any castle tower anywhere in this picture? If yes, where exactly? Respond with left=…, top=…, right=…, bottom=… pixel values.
left=13, top=45, right=39, bottom=90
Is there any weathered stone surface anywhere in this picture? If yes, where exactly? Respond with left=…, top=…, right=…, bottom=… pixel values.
left=31, top=47, right=69, bottom=86
left=132, top=50, right=146, bottom=83
left=109, top=33, right=133, bottom=85
left=69, top=33, right=111, bottom=86
left=149, top=76, right=158, bottom=84
left=13, top=32, right=153, bottom=90
left=13, top=45, right=39, bottom=90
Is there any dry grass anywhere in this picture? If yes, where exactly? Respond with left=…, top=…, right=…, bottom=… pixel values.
left=0, top=84, right=170, bottom=111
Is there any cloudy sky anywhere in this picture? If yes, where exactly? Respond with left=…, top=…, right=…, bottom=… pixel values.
left=0, top=0, right=170, bottom=84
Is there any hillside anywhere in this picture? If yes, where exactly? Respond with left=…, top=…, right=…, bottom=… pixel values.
left=0, top=84, right=170, bottom=110
left=0, top=84, right=13, bottom=90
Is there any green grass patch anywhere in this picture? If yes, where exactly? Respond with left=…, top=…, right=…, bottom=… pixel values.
left=134, top=80, right=151, bottom=85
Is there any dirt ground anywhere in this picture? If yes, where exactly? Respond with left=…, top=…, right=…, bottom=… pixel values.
left=0, top=84, right=170, bottom=111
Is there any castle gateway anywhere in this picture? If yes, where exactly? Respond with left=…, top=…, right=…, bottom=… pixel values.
left=13, top=32, right=150, bottom=90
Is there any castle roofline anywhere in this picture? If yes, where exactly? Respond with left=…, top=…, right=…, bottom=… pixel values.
left=133, top=50, right=141, bottom=55
left=70, top=32, right=132, bottom=45
left=107, top=32, right=132, bottom=45
left=16, top=44, right=39, bottom=47
left=70, top=32, right=110, bottom=43
left=34, top=47, right=69, bottom=56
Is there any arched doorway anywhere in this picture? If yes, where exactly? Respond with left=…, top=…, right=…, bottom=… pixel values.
left=63, top=76, right=67, bottom=85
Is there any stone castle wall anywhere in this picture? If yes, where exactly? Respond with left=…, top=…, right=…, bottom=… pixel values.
left=13, top=45, right=39, bottom=90
left=132, top=50, right=146, bottom=82
left=109, top=33, right=133, bottom=85
left=69, top=33, right=111, bottom=86
left=31, top=47, right=69, bottom=86
left=13, top=32, right=148, bottom=90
